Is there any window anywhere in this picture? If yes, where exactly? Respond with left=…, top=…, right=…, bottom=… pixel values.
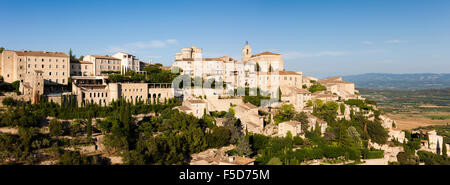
left=62, top=65, right=64, bottom=68
left=42, top=64, right=44, bottom=68
left=56, top=72, right=58, bottom=76
left=49, top=59, right=51, bottom=62
left=62, top=79, right=65, bottom=83
left=56, top=65, right=58, bottom=68
left=62, top=72, right=64, bottom=76
left=42, top=59, right=44, bottom=62
left=19, top=59, right=22, bottom=62
left=56, top=79, right=58, bottom=83
left=49, top=65, right=51, bottom=68
left=28, top=64, right=31, bottom=68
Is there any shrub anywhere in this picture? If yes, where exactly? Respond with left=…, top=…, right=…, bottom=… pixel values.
left=49, top=119, right=63, bottom=136
left=397, top=152, right=419, bottom=165
left=309, top=84, right=326, bottom=93
left=267, top=157, right=282, bottom=165
left=367, top=121, right=388, bottom=145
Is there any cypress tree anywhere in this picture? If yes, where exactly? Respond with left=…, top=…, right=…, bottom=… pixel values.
left=442, top=141, right=447, bottom=158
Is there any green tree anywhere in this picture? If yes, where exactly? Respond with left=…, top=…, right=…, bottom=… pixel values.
left=70, top=120, right=83, bottom=137
left=442, top=141, right=447, bottom=158
left=274, top=104, right=296, bottom=124
left=236, top=136, right=253, bottom=157
left=308, top=84, right=327, bottom=93
left=49, top=119, right=63, bottom=136
left=293, top=112, right=309, bottom=133
left=0, top=47, right=4, bottom=53
left=347, top=126, right=361, bottom=145
left=367, top=121, right=388, bottom=145
left=340, top=103, right=346, bottom=115
left=11, top=80, right=20, bottom=93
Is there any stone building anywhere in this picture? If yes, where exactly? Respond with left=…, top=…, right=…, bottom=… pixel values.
left=0, top=50, right=70, bottom=85
left=318, top=77, right=356, bottom=99
left=70, top=61, right=94, bottom=76
left=71, top=76, right=174, bottom=106
left=311, top=91, right=339, bottom=102
left=234, top=103, right=264, bottom=134
left=112, top=52, right=141, bottom=74
left=174, top=99, right=208, bottom=119
left=19, top=70, right=44, bottom=103
left=302, top=76, right=318, bottom=88
left=242, top=42, right=284, bottom=72
left=280, top=87, right=311, bottom=111
left=257, top=71, right=303, bottom=93
left=83, top=55, right=121, bottom=76
left=278, top=121, right=302, bottom=137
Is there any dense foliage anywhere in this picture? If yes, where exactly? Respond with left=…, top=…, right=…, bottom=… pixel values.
left=308, top=84, right=326, bottom=93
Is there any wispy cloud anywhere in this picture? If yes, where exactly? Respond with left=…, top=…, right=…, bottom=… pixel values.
left=107, top=39, right=177, bottom=53
left=362, top=41, right=373, bottom=45
left=385, top=39, right=408, bottom=44
left=283, top=51, right=349, bottom=59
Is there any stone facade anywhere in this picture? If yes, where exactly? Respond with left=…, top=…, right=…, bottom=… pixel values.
left=83, top=55, right=121, bottom=76
left=70, top=61, right=94, bottom=76
left=112, top=52, right=141, bottom=74
left=71, top=76, right=174, bottom=106
left=278, top=121, right=302, bottom=137
left=318, top=77, right=356, bottom=99
left=175, top=99, right=208, bottom=119
left=19, top=70, right=44, bottom=103
left=1, top=50, right=70, bottom=85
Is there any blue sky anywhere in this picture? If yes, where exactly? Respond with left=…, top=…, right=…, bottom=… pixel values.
left=1, top=0, right=450, bottom=78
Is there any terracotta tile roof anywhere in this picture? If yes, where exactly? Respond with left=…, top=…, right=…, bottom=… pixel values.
left=12, top=50, right=68, bottom=57
left=257, top=71, right=301, bottom=76
left=293, top=88, right=311, bottom=94
left=319, top=77, right=354, bottom=85
left=251, top=51, right=281, bottom=57
left=175, top=106, right=191, bottom=111
left=90, top=55, right=121, bottom=60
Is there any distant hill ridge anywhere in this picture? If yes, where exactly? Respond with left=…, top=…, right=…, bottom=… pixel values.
left=340, top=73, right=450, bottom=90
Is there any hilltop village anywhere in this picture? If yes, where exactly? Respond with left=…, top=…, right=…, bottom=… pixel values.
left=0, top=44, right=448, bottom=165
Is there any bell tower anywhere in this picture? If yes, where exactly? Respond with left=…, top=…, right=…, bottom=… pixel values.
left=242, top=41, right=252, bottom=62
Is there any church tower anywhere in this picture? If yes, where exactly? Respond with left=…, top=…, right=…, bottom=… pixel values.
left=242, top=41, right=252, bottom=62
